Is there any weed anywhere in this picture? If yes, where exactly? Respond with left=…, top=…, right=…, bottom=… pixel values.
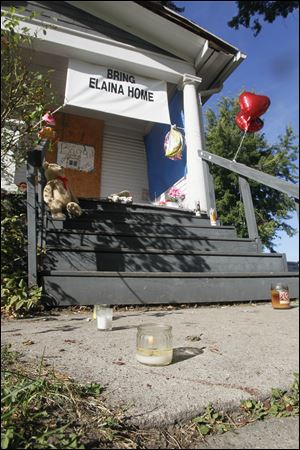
left=193, top=403, right=232, bottom=436
left=193, top=372, right=299, bottom=438
left=241, top=372, right=299, bottom=419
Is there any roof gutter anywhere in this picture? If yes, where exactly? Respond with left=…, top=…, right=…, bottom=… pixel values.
left=134, top=0, right=240, bottom=56
left=198, top=85, right=223, bottom=96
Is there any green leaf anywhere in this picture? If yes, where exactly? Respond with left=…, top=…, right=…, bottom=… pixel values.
left=272, top=388, right=285, bottom=400
left=242, top=400, right=254, bottom=410
left=269, top=404, right=281, bottom=415
left=197, top=424, right=211, bottom=435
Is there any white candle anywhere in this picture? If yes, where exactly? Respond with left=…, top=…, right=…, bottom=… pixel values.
left=97, top=316, right=112, bottom=330
left=136, top=348, right=173, bottom=366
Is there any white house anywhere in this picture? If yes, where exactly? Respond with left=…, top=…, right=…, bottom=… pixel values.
left=2, top=0, right=245, bottom=210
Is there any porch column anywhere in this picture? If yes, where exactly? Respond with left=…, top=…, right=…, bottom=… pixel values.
left=182, top=75, right=208, bottom=213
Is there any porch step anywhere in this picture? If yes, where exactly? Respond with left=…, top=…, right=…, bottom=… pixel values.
left=41, top=271, right=299, bottom=305
left=46, top=230, right=259, bottom=253
left=42, top=247, right=287, bottom=273
left=46, top=219, right=237, bottom=238
left=78, top=210, right=212, bottom=226
left=78, top=199, right=196, bottom=215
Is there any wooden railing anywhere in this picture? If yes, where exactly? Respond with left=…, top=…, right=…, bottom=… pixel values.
left=199, top=150, right=299, bottom=251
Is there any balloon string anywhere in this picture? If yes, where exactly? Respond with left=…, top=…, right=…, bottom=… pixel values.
left=31, top=102, right=67, bottom=130
left=233, top=122, right=249, bottom=162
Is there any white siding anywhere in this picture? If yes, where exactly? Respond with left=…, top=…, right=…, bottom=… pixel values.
left=100, top=126, right=149, bottom=203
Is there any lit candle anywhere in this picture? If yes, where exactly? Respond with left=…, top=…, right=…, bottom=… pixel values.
left=148, top=335, right=154, bottom=346
left=136, top=324, right=173, bottom=366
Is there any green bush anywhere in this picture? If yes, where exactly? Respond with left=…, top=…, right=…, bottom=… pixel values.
left=1, top=192, right=42, bottom=316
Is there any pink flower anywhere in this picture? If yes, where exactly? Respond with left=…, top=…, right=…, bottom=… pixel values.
left=168, top=187, right=185, bottom=201
left=42, top=111, right=56, bottom=126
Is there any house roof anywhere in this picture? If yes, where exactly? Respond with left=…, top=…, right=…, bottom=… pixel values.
left=66, top=1, right=246, bottom=101
left=134, top=1, right=239, bottom=55
left=2, top=1, right=246, bottom=105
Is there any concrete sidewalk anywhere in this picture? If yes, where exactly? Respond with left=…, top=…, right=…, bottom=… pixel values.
left=1, top=302, right=299, bottom=431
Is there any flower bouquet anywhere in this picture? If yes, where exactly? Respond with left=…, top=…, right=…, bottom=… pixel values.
left=166, top=187, right=185, bottom=207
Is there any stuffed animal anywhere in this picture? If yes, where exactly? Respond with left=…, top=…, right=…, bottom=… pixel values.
left=38, top=126, right=57, bottom=141
left=43, top=162, right=82, bottom=219
left=107, top=190, right=133, bottom=204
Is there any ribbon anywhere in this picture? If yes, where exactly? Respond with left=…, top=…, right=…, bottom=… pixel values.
left=57, top=176, right=68, bottom=190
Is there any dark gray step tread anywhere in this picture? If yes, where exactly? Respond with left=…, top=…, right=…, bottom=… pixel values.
left=78, top=200, right=196, bottom=213
left=48, top=211, right=208, bottom=220
left=47, top=221, right=236, bottom=230
left=77, top=214, right=212, bottom=225
left=46, top=229, right=252, bottom=242
left=41, top=270, right=298, bottom=278
left=79, top=209, right=202, bottom=217
left=45, top=246, right=283, bottom=257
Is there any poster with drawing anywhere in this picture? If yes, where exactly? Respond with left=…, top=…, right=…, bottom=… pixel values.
left=57, top=142, right=95, bottom=172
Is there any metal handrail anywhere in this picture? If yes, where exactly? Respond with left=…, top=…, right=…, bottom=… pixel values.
left=199, top=150, right=299, bottom=200
left=199, top=150, right=299, bottom=251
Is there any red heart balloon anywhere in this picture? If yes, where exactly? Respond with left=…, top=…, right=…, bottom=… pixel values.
left=239, top=92, right=270, bottom=118
left=235, top=112, right=264, bottom=133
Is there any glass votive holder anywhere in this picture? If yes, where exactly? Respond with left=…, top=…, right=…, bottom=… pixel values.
left=271, top=283, right=290, bottom=309
left=136, top=323, right=173, bottom=366
left=95, top=304, right=113, bottom=330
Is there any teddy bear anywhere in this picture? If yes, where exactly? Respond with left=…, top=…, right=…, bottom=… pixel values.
left=43, top=161, right=82, bottom=219
left=107, top=190, right=133, bottom=204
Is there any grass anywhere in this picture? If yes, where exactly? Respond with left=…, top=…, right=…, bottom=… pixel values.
left=1, top=344, right=299, bottom=449
left=1, top=345, right=135, bottom=449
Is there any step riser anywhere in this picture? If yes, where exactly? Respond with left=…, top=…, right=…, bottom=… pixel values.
left=42, top=274, right=299, bottom=305
left=46, top=234, right=258, bottom=252
left=76, top=212, right=211, bottom=226
left=43, top=251, right=286, bottom=273
left=47, top=221, right=237, bottom=238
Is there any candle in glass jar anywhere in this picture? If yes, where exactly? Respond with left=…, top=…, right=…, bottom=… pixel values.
left=95, top=304, right=113, bottom=330
left=136, top=324, right=173, bottom=366
left=271, top=283, right=290, bottom=309
left=97, top=315, right=112, bottom=330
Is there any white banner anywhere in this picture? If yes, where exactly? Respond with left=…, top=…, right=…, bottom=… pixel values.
left=65, top=59, right=171, bottom=124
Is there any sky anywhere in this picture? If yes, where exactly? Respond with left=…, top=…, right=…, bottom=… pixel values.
left=175, top=1, right=299, bottom=262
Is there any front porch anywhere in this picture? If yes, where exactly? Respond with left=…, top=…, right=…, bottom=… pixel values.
left=26, top=148, right=299, bottom=306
